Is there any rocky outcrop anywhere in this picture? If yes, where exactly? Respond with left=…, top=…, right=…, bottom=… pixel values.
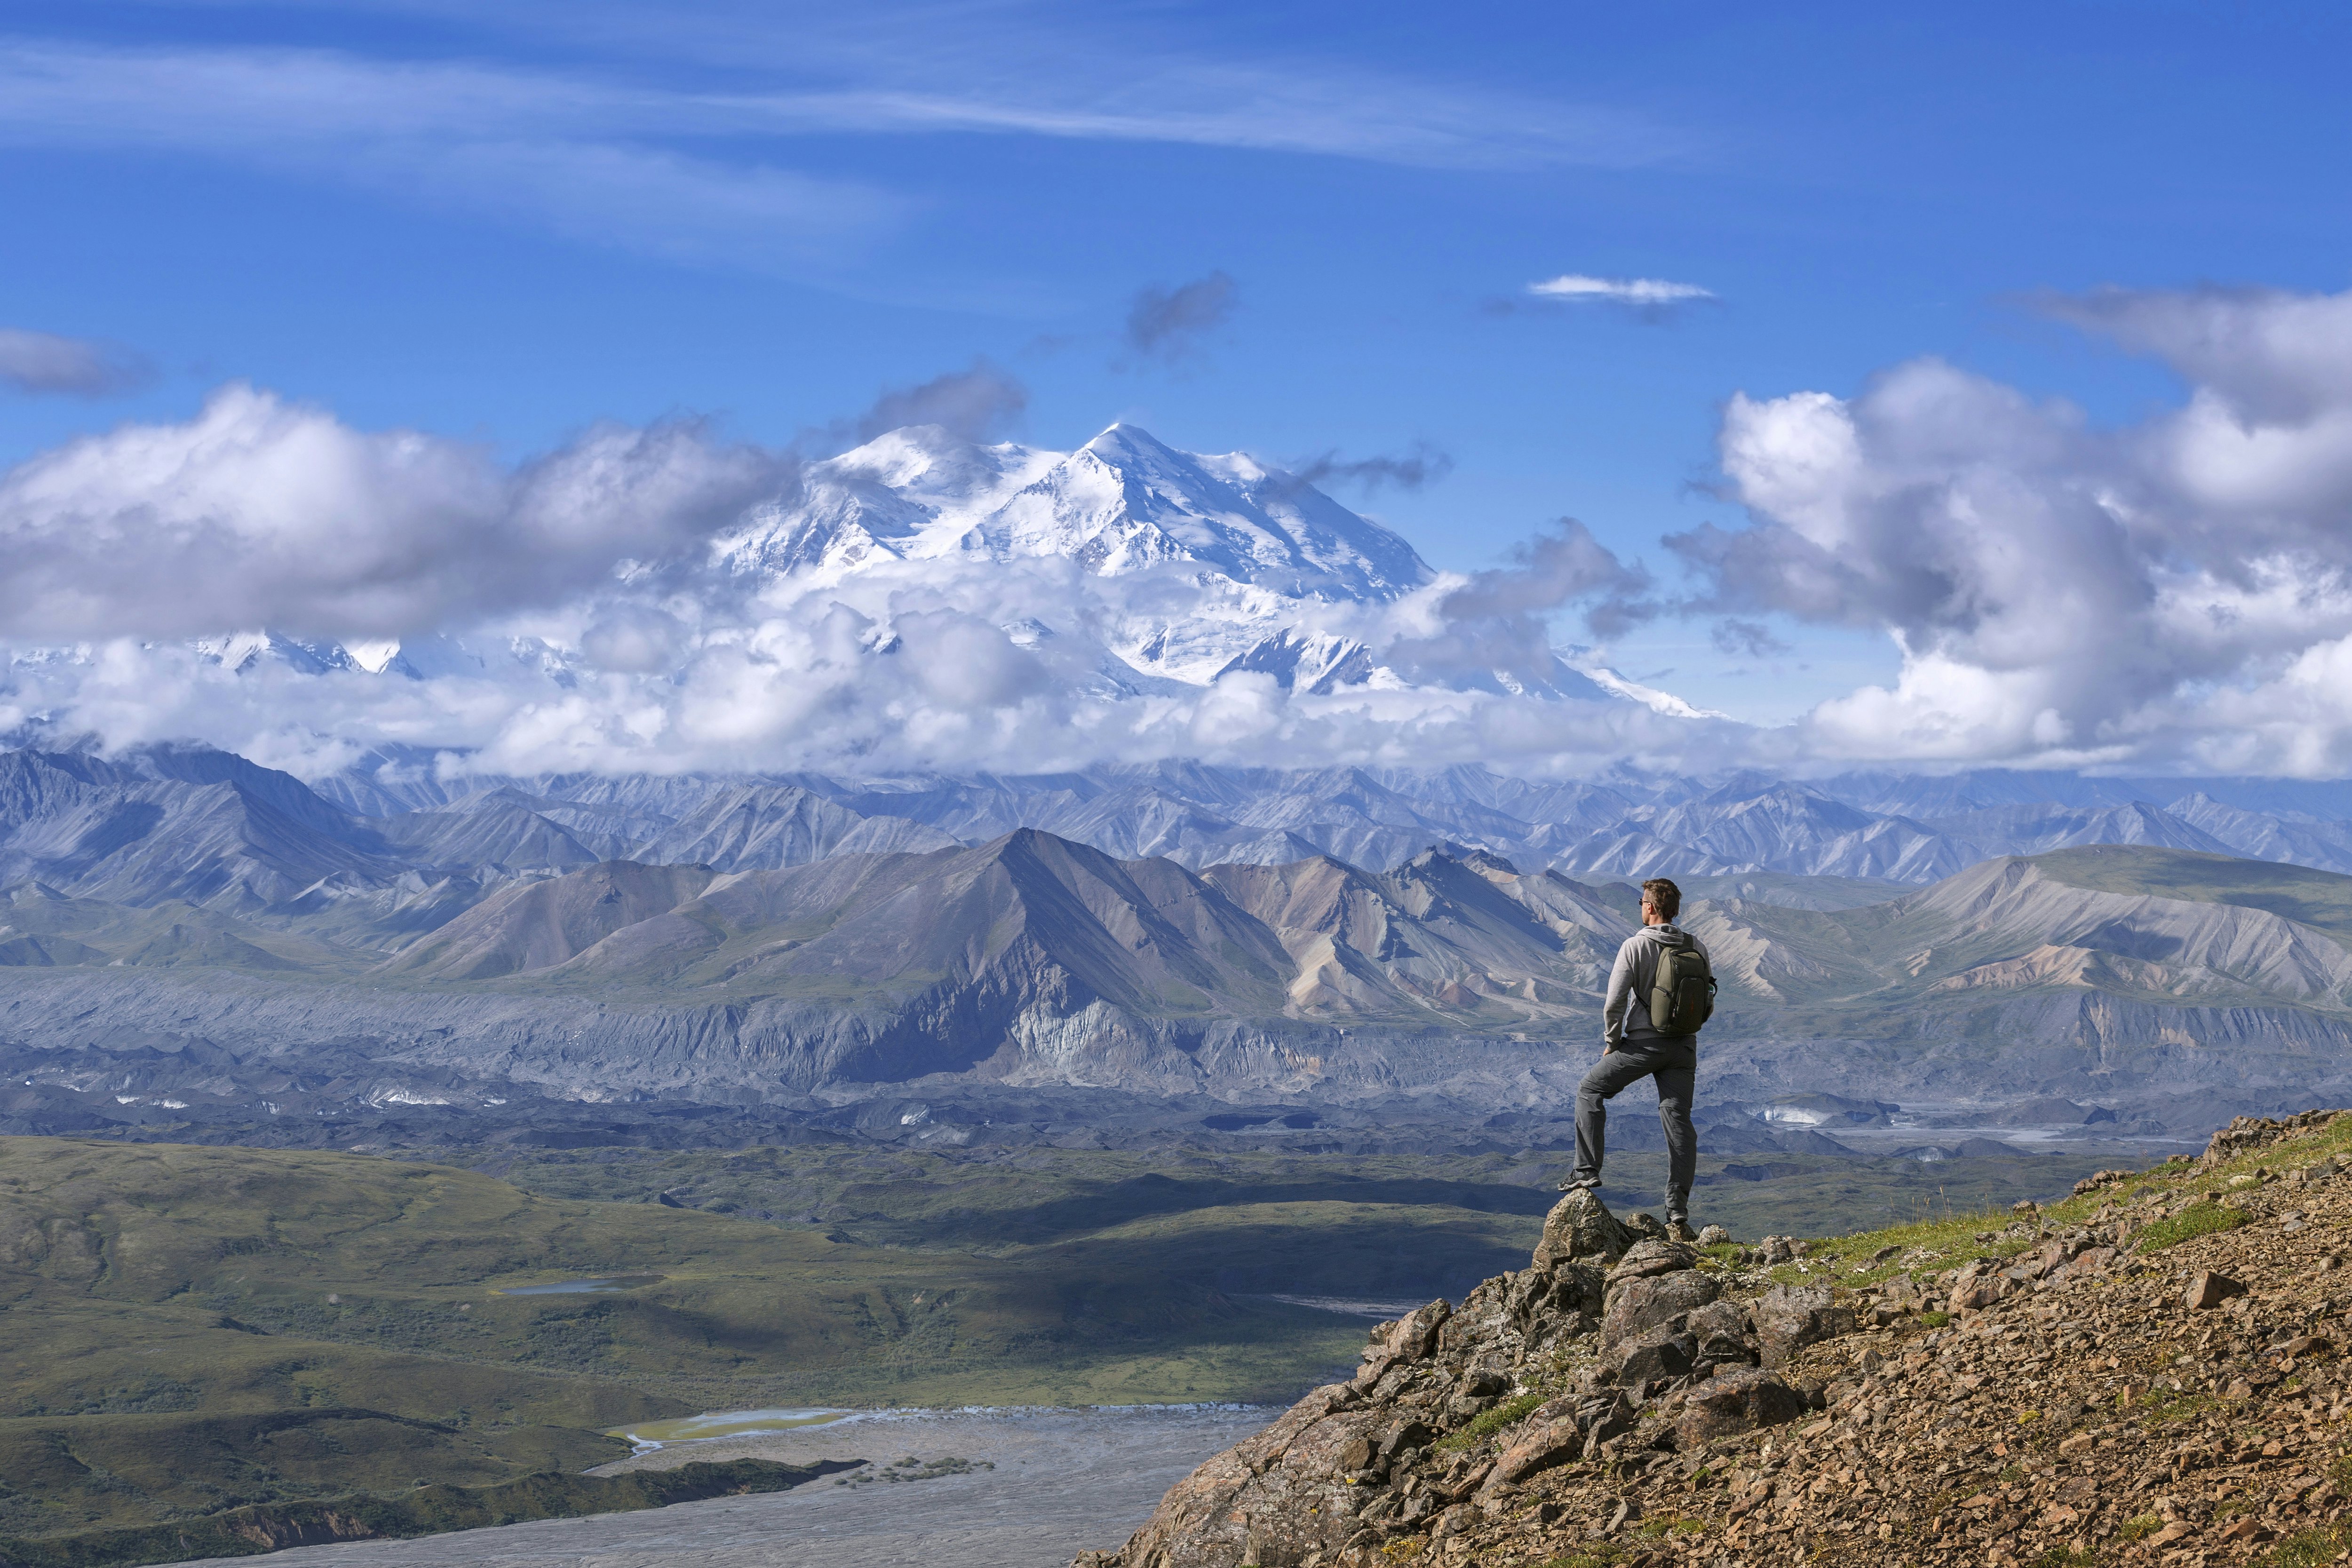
left=1076, top=1189, right=1825, bottom=1568
left=1082, top=1112, right=2352, bottom=1568
left=2193, top=1109, right=2352, bottom=1170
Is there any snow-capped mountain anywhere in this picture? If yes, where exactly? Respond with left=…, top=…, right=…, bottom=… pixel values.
left=709, top=422, right=1444, bottom=688
left=133, top=421, right=1635, bottom=707
left=1, top=419, right=1684, bottom=780
left=720, top=423, right=1432, bottom=603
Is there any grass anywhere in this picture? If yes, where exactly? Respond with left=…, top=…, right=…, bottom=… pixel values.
left=1437, top=1391, right=1546, bottom=1451
left=2132, top=1390, right=2217, bottom=1427
left=2265, top=1522, right=2352, bottom=1567
left=1636, top=1516, right=1707, bottom=1537
left=492, top=1141, right=2125, bottom=1267
left=2135, top=1201, right=2249, bottom=1251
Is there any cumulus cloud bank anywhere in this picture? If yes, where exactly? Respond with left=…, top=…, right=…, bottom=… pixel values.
left=1673, top=283, right=2352, bottom=775
left=15, top=284, right=2352, bottom=782
left=0, top=383, right=788, bottom=639
left=0, top=377, right=1725, bottom=781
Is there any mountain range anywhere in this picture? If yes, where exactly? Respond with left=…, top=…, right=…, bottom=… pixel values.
left=6, top=741, right=2352, bottom=1149
left=7, top=421, right=2352, bottom=1150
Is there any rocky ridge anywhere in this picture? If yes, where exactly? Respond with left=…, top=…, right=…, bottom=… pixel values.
left=1081, top=1111, right=2352, bottom=1566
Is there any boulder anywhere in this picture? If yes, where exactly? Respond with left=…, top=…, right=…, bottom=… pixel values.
left=2186, top=1270, right=2248, bottom=1310
left=1435, top=1277, right=1511, bottom=1357
left=1377, top=1418, right=1438, bottom=1461
left=1752, top=1284, right=1853, bottom=1368
left=1673, top=1367, right=1809, bottom=1447
left=1696, top=1224, right=1732, bottom=1247
left=1948, top=1276, right=2010, bottom=1313
left=1482, top=1416, right=1586, bottom=1490
left=1601, top=1270, right=1719, bottom=1349
left=1533, top=1189, right=1638, bottom=1268
left=1503, top=1261, right=1604, bottom=1352
left=1606, top=1238, right=1699, bottom=1284
left=1077, top=1380, right=1380, bottom=1567
left=1356, top=1299, right=1452, bottom=1386
left=1684, top=1298, right=1760, bottom=1366
left=1610, top=1325, right=1699, bottom=1388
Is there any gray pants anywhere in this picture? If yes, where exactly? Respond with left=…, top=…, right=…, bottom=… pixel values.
left=1570, top=1040, right=1697, bottom=1217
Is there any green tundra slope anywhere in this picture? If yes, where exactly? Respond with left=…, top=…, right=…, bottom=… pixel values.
left=0, top=1135, right=1542, bottom=1540
left=0, top=1132, right=2112, bottom=1544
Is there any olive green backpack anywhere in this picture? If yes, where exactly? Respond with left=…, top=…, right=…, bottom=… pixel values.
left=1647, top=934, right=1717, bottom=1036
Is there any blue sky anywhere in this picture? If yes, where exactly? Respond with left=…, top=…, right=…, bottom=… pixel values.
left=3, top=1, right=2351, bottom=742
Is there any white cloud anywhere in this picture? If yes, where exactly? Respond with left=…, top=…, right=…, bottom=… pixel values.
left=33, top=286, right=2352, bottom=782
left=0, top=383, right=787, bottom=640
left=1529, top=274, right=1714, bottom=307
left=1671, top=284, right=2352, bottom=774
left=0, top=384, right=1734, bottom=780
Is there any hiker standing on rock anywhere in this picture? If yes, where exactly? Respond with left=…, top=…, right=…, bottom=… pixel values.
left=1564, top=876, right=1715, bottom=1243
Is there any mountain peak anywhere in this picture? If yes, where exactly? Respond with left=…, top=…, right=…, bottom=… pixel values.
left=1079, top=422, right=1180, bottom=463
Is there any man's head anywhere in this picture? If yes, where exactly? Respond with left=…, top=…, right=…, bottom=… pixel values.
left=1640, top=878, right=1681, bottom=925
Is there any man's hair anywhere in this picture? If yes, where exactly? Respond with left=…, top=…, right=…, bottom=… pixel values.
left=1641, top=878, right=1682, bottom=921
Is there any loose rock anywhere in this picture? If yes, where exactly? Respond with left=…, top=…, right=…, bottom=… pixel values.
left=2185, top=1268, right=2248, bottom=1309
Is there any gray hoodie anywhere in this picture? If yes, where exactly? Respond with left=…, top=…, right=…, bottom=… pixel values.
left=1602, top=923, right=1710, bottom=1050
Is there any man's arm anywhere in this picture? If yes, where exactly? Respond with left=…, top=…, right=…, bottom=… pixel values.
left=1600, top=939, right=1636, bottom=1050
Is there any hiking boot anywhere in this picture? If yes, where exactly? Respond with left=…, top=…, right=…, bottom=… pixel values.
left=1557, top=1177, right=1601, bottom=1195
left=1666, top=1217, right=1698, bottom=1244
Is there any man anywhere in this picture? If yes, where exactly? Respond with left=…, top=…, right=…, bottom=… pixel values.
left=1564, top=876, right=1706, bottom=1243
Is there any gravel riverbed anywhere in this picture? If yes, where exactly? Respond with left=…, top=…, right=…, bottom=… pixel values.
left=174, top=1405, right=1270, bottom=1568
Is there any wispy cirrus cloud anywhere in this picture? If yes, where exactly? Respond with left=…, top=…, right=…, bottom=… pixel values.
left=1528, top=274, right=1715, bottom=308
left=0, top=41, right=906, bottom=273
left=0, top=31, right=1679, bottom=276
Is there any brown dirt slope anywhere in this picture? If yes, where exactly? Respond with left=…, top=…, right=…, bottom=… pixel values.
left=1080, top=1109, right=2352, bottom=1567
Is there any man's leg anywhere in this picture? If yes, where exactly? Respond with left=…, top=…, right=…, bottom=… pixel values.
left=1569, top=1051, right=1657, bottom=1191
left=1654, top=1058, right=1698, bottom=1226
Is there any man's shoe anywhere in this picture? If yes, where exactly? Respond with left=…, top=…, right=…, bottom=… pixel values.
left=1666, top=1218, right=1698, bottom=1244
left=1558, top=1178, right=1601, bottom=1195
